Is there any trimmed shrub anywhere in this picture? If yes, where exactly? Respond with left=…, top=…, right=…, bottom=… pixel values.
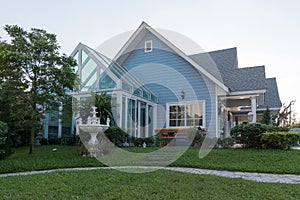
left=230, top=123, right=291, bottom=149
left=104, top=126, right=162, bottom=147
left=261, top=132, right=300, bottom=150
left=230, top=123, right=268, bottom=148
left=267, top=125, right=290, bottom=132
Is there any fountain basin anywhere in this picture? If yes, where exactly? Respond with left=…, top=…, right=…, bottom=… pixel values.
left=79, top=124, right=109, bottom=133
left=79, top=124, right=109, bottom=146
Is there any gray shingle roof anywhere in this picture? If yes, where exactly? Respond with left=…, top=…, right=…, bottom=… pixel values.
left=261, top=78, right=281, bottom=108
left=225, top=66, right=266, bottom=92
left=189, top=48, right=266, bottom=92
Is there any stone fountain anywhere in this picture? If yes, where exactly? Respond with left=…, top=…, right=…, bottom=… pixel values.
left=77, top=106, right=109, bottom=157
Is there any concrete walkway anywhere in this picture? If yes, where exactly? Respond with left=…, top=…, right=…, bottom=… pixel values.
left=1, top=166, right=300, bottom=184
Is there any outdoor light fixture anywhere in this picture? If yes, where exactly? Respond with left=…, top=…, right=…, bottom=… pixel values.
left=180, top=90, right=185, bottom=100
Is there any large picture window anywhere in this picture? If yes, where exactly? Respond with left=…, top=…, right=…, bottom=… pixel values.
left=167, top=101, right=204, bottom=127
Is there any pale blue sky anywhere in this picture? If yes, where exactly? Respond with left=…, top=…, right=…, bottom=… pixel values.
left=1, top=0, right=300, bottom=120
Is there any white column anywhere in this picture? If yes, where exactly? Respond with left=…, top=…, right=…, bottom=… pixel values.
left=137, top=101, right=141, bottom=138
left=58, top=104, right=62, bottom=138
left=145, top=103, right=149, bottom=138
left=251, top=96, right=257, bottom=123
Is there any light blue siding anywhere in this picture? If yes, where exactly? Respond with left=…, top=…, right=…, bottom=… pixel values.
left=120, top=32, right=218, bottom=136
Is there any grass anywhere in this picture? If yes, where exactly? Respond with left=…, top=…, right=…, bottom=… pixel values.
left=0, top=145, right=102, bottom=173
left=1, top=145, right=300, bottom=199
left=0, top=145, right=300, bottom=175
left=1, top=169, right=300, bottom=199
left=171, top=148, right=300, bottom=174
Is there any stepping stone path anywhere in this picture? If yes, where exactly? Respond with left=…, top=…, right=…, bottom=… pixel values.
left=1, top=166, right=300, bottom=184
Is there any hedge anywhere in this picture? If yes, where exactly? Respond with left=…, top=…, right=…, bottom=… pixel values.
left=261, top=132, right=300, bottom=150
left=104, top=126, right=162, bottom=147
left=230, top=123, right=268, bottom=148
left=230, top=123, right=291, bottom=149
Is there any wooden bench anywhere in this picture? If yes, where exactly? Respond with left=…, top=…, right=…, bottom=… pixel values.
left=155, top=128, right=189, bottom=135
left=155, top=128, right=208, bottom=146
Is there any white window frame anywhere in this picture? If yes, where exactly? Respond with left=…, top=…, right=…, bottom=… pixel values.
left=166, top=100, right=205, bottom=128
left=119, top=91, right=157, bottom=137
left=145, top=40, right=152, bottom=52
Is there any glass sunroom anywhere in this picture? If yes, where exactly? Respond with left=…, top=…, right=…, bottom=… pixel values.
left=71, top=43, right=158, bottom=138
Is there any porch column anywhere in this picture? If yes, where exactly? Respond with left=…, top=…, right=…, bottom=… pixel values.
left=250, top=96, right=257, bottom=123
left=58, top=104, right=62, bottom=138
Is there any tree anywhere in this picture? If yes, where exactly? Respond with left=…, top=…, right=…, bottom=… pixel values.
left=0, top=81, right=32, bottom=146
left=261, top=106, right=271, bottom=125
left=93, top=92, right=115, bottom=125
left=0, top=38, right=33, bottom=146
left=273, top=100, right=296, bottom=126
left=0, top=25, right=78, bottom=154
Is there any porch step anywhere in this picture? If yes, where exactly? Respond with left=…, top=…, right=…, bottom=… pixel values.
left=171, top=133, right=192, bottom=146
left=140, top=147, right=189, bottom=166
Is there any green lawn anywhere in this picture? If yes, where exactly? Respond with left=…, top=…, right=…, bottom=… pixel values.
left=1, top=145, right=300, bottom=174
left=0, top=145, right=102, bottom=174
left=1, top=169, right=300, bottom=200
left=1, top=145, right=300, bottom=199
left=171, top=148, right=300, bottom=174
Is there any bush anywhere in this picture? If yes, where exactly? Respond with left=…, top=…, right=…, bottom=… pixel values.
left=216, top=138, right=234, bottom=148
left=43, top=133, right=79, bottom=146
left=230, top=123, right=268, bottom=148
left=61, top=134, right=79, bottom=146
left=0, top=121, right=11, bottom=160
left=230, top=123, right=291, bottom=149
left=153, top=134, right=163, bottom=147
left=267, top=125, right=290, bottom=132
left=48, top=138, right=62, bottom=145
left=133, top=137, right=158, bottom=147
left=104, top=126, right=128, bottom=147
left=187, top=127, right=204, bottom=147
left=261, top=132, right=300, bottom=150
left=103, top=126, right=162, bottom=147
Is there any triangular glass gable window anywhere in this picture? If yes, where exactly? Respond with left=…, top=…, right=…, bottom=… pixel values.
left=99, top=72, right=116, bottom=90
left=82, top=50, right=89, bottom=65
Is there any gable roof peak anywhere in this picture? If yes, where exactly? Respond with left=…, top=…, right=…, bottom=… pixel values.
left=139, top=21, right=151, bottom=29
left=114, top=22, right=229, bottom=92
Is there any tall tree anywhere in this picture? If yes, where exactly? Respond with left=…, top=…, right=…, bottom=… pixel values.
left=0, top=25, right=78, bottom=154
left=261, top=106, right=271, bottom=125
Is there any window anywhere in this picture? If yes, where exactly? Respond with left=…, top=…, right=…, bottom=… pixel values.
left=145, top=40, right=152, bottom=52
left=167, top=101, right=204, bottom=127
left=169, top=104, right=185, bottom=127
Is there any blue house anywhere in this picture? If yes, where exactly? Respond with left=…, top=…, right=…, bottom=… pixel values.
left=44, top=22, right=281, bottom=139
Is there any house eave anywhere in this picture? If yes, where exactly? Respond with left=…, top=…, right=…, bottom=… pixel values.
left=240, top=107, right=281, bottom=112
left=230, top=89, right=266, bottom=96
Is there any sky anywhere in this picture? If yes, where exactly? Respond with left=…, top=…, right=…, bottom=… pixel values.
left=1, top=0, right=300, bottom=121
